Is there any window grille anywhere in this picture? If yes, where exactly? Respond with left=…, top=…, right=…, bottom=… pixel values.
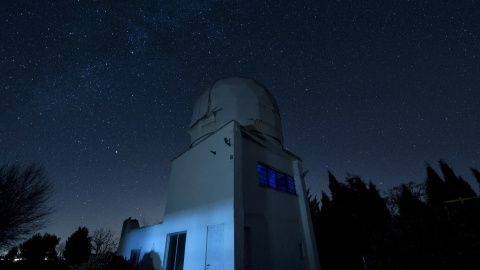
left=166, top=232, right=187, bottom=270
left=258, top=163, right=296, bottom=194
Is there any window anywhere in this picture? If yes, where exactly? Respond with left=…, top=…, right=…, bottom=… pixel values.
left=166, top=232, right=187, bottom=270
left=258, top=163, right=296, bottom=194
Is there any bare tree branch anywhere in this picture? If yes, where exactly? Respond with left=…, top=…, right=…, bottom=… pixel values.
left=91, top=228, right=117, bottom=255
left=0, top=162, right=54, bottom=249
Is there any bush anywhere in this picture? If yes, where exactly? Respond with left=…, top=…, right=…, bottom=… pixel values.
left=71, top=252, right=135, bottom=270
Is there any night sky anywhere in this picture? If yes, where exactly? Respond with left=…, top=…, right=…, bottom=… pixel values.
left=1, top=1, right=479, bottom=244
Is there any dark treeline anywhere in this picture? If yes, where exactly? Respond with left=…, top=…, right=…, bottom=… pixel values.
left=310, top=160, right=480, bottom=270
left=1, top=227, right=132, bottom=270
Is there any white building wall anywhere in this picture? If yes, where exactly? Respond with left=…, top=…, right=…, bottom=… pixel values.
left=118, top=122, right=238, bottom=270
left=239, top=130, right=320, bottom=270
left=118, top=120, right=320, bottom=270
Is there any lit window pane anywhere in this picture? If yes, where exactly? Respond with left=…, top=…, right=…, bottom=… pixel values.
left=258, top=164, right=267, bottom=185
left=287, top=176, right=295, bottom=193
left=277, top=173, right=287, bottom=191
left=258, top=163, right=295, bottom=194
left=258, top=164, right=266, bottom=174
left=268, top=178, right=277, bottom=188
left=268, top=169, right=277, bottom=188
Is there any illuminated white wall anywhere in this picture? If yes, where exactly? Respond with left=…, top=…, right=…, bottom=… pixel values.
left=118, top=121, right=237, bottom=270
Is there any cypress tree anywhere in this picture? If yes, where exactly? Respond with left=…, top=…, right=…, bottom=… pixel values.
left=64, top=227, right=92, bottom=266
left=439, top=160, right=476, bottom=200
left=366, top=182, right=391, bottom=231
left=306, top=188, right=321, bottom=229
left=470, top=168, right=480, bottom=192
left=328, top=171, right=345, bottom=202
left=396, top=185, right=438, bottom=269
left=425, top=163, right=446, bottom=205
left=316, top=191, right=333, bottom=270
left=320, top=191, right=332, bottom=212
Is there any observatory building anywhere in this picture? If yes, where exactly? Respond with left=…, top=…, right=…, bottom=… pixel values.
left=118, top=77, right=320, bottom=270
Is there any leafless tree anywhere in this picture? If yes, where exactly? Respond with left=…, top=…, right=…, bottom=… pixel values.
left=383, top=181, right=426, bottom=215
left=0, top=163, right=54, bottom=249
left=91, top=228, right=117, bottom=255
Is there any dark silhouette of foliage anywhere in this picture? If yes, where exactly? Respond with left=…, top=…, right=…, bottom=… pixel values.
left=310, top=160, right=480, bottom=270
left=313, top=172, right=391, bottom=270
left=398, top=184, right=426, bottom=218
left=70, top=252, right=135, bottom=270
left=440, top=160, right=476, bottom=200
left=384, top=181, right=425, bottom=215
left=64, top=227, right=92, bottom=266
left=306, top=188, right=321, bottom=227
left=425, top=163, right=447, bottom=206
left=393, top=185, right=443, bottom=269
left=307, top=188, right=323, bottom=268
left=472, top=168, right=480, bottom=188
left=320, top=191, right=331, bottom=212
left=5, top=246, right=18, bottom=261
left=327, top=171, right=345, bottom=202
left=364, top=181, right=391, bottom=231
left=91, top=228, right=117, bottom=255
left=0, top=162, right=54, bottom=249
left=20, top=233, right=60, bottom=261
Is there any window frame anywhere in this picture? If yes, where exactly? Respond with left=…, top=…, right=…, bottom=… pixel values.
left=258, top=162, right=296, bottom=194
left=165, top=231, right=187, bottom=270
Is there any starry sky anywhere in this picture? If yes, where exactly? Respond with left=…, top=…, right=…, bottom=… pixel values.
left=1, top=1, right=479, bottom=244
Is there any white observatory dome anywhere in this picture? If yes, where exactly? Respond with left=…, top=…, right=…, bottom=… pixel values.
left=188, top=77, right=284, bottom=147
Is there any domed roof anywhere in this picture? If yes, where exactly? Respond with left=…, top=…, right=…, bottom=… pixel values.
left=188, top=77, right=284, bottom=147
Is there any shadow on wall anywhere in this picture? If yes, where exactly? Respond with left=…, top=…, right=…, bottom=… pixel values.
left=138, top=250, right=162, bottom=270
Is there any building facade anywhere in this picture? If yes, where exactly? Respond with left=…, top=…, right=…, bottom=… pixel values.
left=117, top=77, right=320, bottom=270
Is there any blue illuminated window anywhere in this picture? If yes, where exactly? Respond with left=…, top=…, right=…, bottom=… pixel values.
left=258, top=163, right=296, bottom=194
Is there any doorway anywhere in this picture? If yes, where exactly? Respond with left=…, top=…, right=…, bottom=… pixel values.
left=205, top=224, right=224, bottom=270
